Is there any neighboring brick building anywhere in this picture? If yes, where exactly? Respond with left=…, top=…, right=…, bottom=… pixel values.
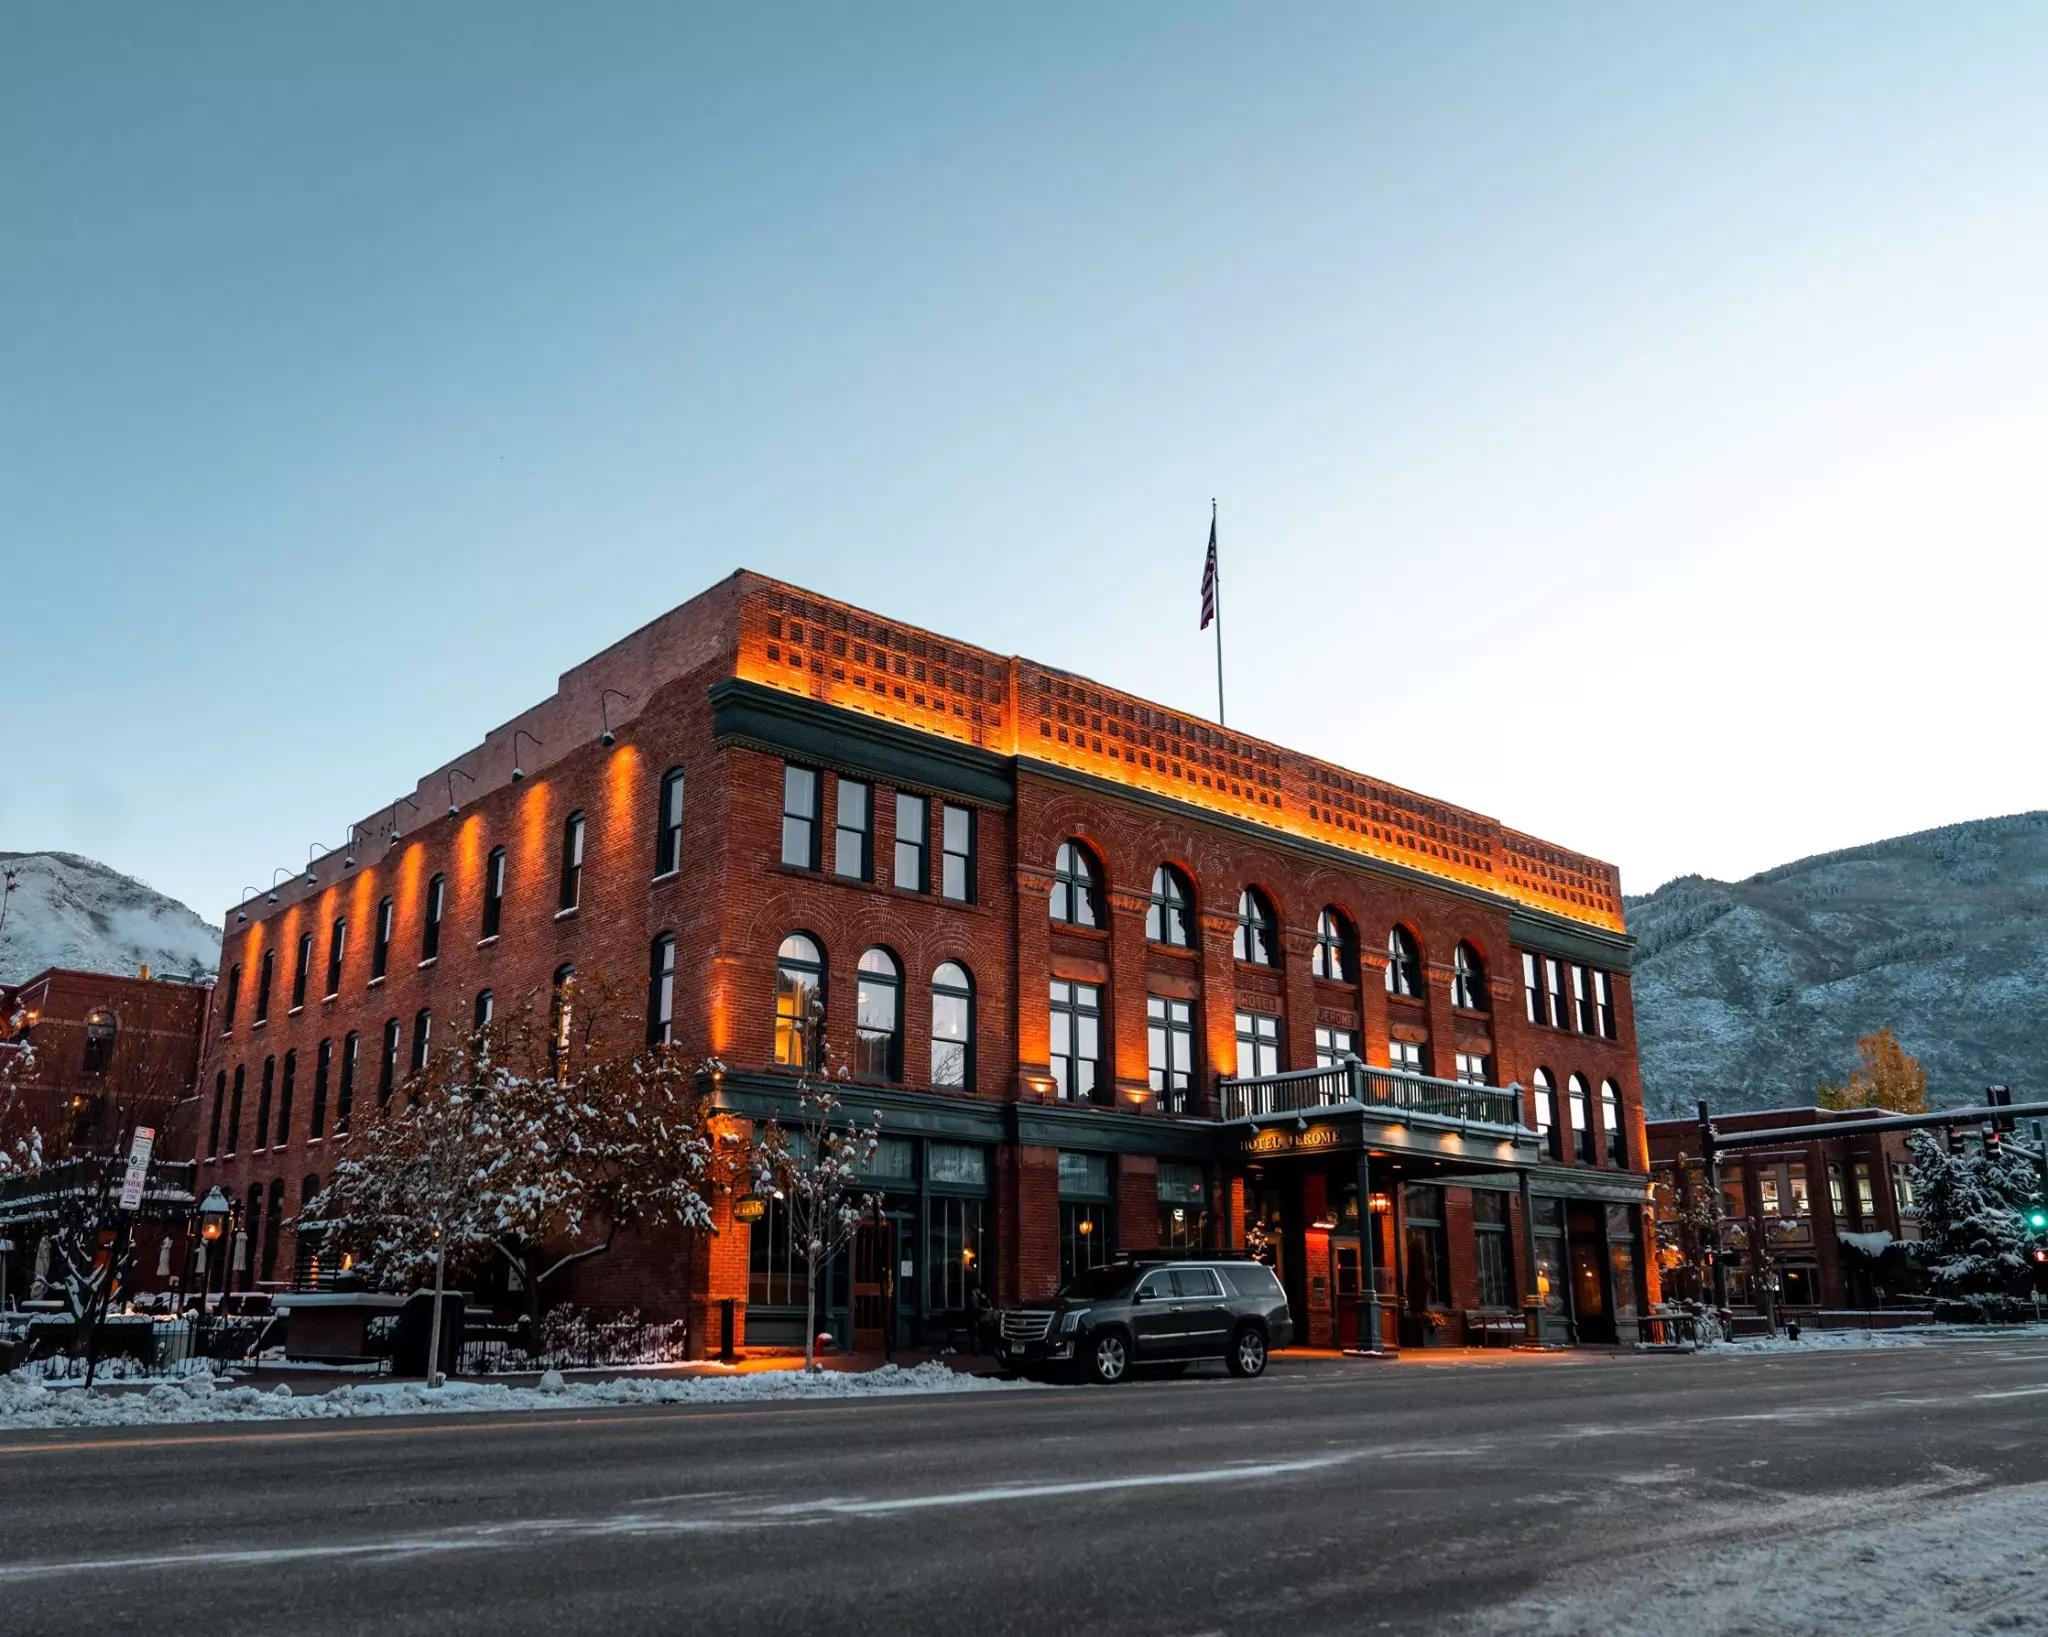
left=0, top=966, right=214, bottom=1306
left=1647, top=1106, right=1922, bottom=1314
left=194, top=571, right=1652, bottom=1353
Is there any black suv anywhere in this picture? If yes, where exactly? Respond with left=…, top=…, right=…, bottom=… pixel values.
left=996, top=1259, right=1294, bottom=1383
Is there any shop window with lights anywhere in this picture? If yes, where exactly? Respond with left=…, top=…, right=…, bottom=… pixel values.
left=1158, top=1162, right=1208, bottom=1249
left=1058, top=1151, right=1113, bottom=1285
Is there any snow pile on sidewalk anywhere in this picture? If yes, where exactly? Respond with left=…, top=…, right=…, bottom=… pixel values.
left=1700, top=1322, right=2048, bottom=1356
left=0, top=1359, right=1030, bottom=1432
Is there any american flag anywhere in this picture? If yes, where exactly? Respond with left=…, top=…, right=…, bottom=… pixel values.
left=1199, top=511, right=1218, bottom=630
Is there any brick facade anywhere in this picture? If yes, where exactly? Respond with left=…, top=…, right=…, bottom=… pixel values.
left=192, top=571, right=1652, bottom=1352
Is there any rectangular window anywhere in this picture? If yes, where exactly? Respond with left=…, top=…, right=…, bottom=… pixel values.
left=336, top=1032, right=357, bottom=1133
left=226, top=1065, right=244, bottom=1155
left=1892, top=1164, right=1916, bottom=1216
left=781, top=765, right=819, bottom=868
left=222, top=964, right=240, bottom=1033
left=1854, top=1162, right=1876, bottom=1219
left=255, top=1057, right=274, bottom=1149
left=1572, top=966, right=1595, bottom=1034
left=372, top=899, right=393, bottom=980
left=1234, top=1011, right=1281, bottom=1079
left=1473, top=1191, right=1514, bottom=1308
left=1545, top=959, right=1568, bottom=1032
left=1522, top=952, right=1544, bottom=1026
left=559, top=812, right=585, bottom=911
left=893, top=792, right=928, bottom=892
left=275, top=1050, right=295, bottom=1147
left=1534, top=1082, right=1560, bottom=1160
left=834, top=778, right=871, bottom=880
left=482, top=849, right=505, bottom=939
left=311, top=1039, right=331, bottom=1141
left=1049, top=980, right=1102, bottom=1104
left=928, top=1195, right=986, bottom=1313
left=1593, top=970, right=1616, bottom=1038
left=292, top=933, right=312, bottom=1010
left=941, top=804, right=975, bottom=902
left=408, top=1010, right=431, bottom=1086
left=1454, top=1051, right=1490, bottom=1086
left=1314, top=1026, right=1358, bottom=1067
left=378, top=1019, right=399, bottom=1107
left=647, top=936, right=676, bottom=1046
left=255, top=949, right=274, bottom=1024
left=748, top=1195, right=802, bottom=1308
left=1388, top=1040, right=1424, bottom=1074
left=654, top=768, right=686, bottom=877
left=422, top=875, right=444, bottom=962
left=1402, top=1184, right=1451, bottom=1311
left=325, top=919, right=346, bottom=998
left=1157, top=1162, right=1208, bottom=1251
left=927, top=1142, right=988, bottom=1188
left=1147, top=995, right=1195, bottom=1113
left=1787, top=1162, right=1809, bottom=1216
left=1060, top=1202, right=1111, bottom=1285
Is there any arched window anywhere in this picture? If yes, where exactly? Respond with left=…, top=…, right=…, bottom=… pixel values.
left=1532, top=1068, right=1561, bottom=1161
left=1451, top=942, right=1488, bottom=1011
left=1601, top=1079, right=1625, bottom=1167
left=481, top=847, right=506, bottom=939
left=422, top=874, right=445, bottom=962
left=326, top=917, right=347, bottom=999
left=1312, top=909, right=1355, bottom=983
left=855, top=948, right=902, bottom=1080
left=1385, top=926, right=1422, bottom=997
left=1051, top=841, right=1102, bottom=928
left=559, top=811, right=586, bottom=911
left=1146, top=865, right=1193, bottom=947
left=647, top=934, right=677, bottom=1046
left=1234, top=888, right=1278, bottom=966
left=774, top=934, right=825, bottom=1069
left=548, top=967, right=573, bottom=1073
left=81, top=1010, right=117, bottom=1075
left=931, top=962, right=974, bottom=1089
left=227, top=1064, right=245, bottom=1154
left=1568, top=1074, right=1594, bottom=1163
left=372, top=897, right=393, bottom=980
left=654, top=767, right=686, bottom=877
left=409, top=1009, right=432, bottom=1084
left=336, top=1032, right=357, bottom=1133
left=311, top=1039, right=331, bottom=1140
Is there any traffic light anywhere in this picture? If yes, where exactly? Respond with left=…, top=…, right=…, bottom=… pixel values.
left=2026, top=1205, right=2048, bottom=1233
left=2034, top=1248, right=2048, bottom=1267
left=1988, top=1085, right=2015, bottom=1135
left=1947, top=1127, right=1965, bottom=1156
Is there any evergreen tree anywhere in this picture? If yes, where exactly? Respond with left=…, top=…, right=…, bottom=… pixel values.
left=1906, top=1130, right=2037, bottom=1298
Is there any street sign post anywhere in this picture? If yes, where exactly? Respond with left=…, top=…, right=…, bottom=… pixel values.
left=117, top=1126, right=156, bottom=1212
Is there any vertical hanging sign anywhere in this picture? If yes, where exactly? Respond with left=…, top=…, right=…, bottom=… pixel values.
left=117, top=1126, right=156, bottom=1212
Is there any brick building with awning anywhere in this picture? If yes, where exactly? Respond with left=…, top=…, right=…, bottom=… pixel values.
left=193, top=570, right=1652, bottom=1353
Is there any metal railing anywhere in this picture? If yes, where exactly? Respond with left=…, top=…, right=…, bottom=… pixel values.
left=1219, top=1060, right=1526, bottom=1130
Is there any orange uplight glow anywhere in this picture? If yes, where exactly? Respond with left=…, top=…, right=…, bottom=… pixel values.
left=733, top=578, right=1623, bottom=931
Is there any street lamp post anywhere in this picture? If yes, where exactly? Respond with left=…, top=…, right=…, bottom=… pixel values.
left=423, top=1222, right=447, bottom=1388
left=193, top=1187, right=232, bottom=1361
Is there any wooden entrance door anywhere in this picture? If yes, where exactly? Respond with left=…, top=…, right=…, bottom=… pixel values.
left=851, top=1220, right=890, bottom=1352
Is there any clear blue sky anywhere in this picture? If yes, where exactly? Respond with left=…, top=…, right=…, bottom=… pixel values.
left=6, top=4, right=2045, bottom=924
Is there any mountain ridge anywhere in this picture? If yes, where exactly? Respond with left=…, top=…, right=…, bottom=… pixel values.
left=0, top=850, right=222, bottom=986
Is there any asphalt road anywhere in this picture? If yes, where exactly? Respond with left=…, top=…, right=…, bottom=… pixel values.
left=5, top=1339, right=2048, bottom=1637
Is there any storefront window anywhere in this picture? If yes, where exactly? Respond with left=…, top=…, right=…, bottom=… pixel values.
left=1606, top=1204, right=1641, bottom=1324
left=749, top=1194, right=802, bottom=1308
left=1059, top=1151, right=1113, bottom=1285
left=1402, top=1185, right=1450, bottom=1311
left=928, top=1195, right=985, bottom=1313
left=1533, top=1196, right=1568, bottom=1316
left=1473, top=1191, right=1514, bottom=1308
left=1158, top=1161, right=1207, bottom=1249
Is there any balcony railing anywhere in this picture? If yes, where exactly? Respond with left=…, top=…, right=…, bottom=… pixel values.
left=1219, top=1060, right=1527, bottom=1131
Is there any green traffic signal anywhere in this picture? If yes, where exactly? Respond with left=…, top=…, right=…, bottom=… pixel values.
left=2027, top=1206, right=2048, bottom=1232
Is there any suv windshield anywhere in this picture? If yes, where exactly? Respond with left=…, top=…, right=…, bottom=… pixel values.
left=1056, top=1265, right=1143, bottom=1300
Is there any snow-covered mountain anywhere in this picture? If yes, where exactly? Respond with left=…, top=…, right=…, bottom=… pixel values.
left=0, top=851, right=221, bottom=985
left=1627, top=812, right=2048, bottom=1119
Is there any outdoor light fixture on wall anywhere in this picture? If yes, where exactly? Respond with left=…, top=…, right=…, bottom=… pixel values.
left=511, top=729, right=541, bottom=782
left=343, top=825, right=360, bottom=869
left=446, top=764, right=475, bottom=818
left=599, top=688, right=631, bottom=749
left=267, top=866, right=293, bottom=904
left=388, top=795, right=420, bottom=846
left=306, top=842, right=333, bottom=885
left=236, top=888, right=260, bottom=925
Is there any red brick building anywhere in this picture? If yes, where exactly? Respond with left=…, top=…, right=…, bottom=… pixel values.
left=1647, top=1106, right=1922, bottom=1315
left=193, top=571, right=1652, bottom=1352
left=1, top=966, right=213, bottom=1306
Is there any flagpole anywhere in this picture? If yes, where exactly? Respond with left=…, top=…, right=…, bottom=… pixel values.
left=1211, top=500, right=1226, bottom=727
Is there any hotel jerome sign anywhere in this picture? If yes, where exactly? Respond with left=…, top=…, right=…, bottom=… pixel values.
left=1244, top=1121, right=1348, bottom=1156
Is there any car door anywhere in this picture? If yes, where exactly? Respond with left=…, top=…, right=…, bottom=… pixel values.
left=1170, top=1266, right=1231, bottom=1357
left=1130, top=1269, right=1185, bottom=1358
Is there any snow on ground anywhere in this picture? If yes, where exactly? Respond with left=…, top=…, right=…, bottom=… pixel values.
left=1697, top=1322, right=2048, bottom=1356
left=0, top=1360, right=1033, bottom=1432
left=1469, top=1473, right=2048, bottom=1635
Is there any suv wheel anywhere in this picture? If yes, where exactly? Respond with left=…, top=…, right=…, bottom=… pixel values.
left=1227, top=1324, right=1268, bottom=1379
left=1088, top=1331, right=1130, bottom=1385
